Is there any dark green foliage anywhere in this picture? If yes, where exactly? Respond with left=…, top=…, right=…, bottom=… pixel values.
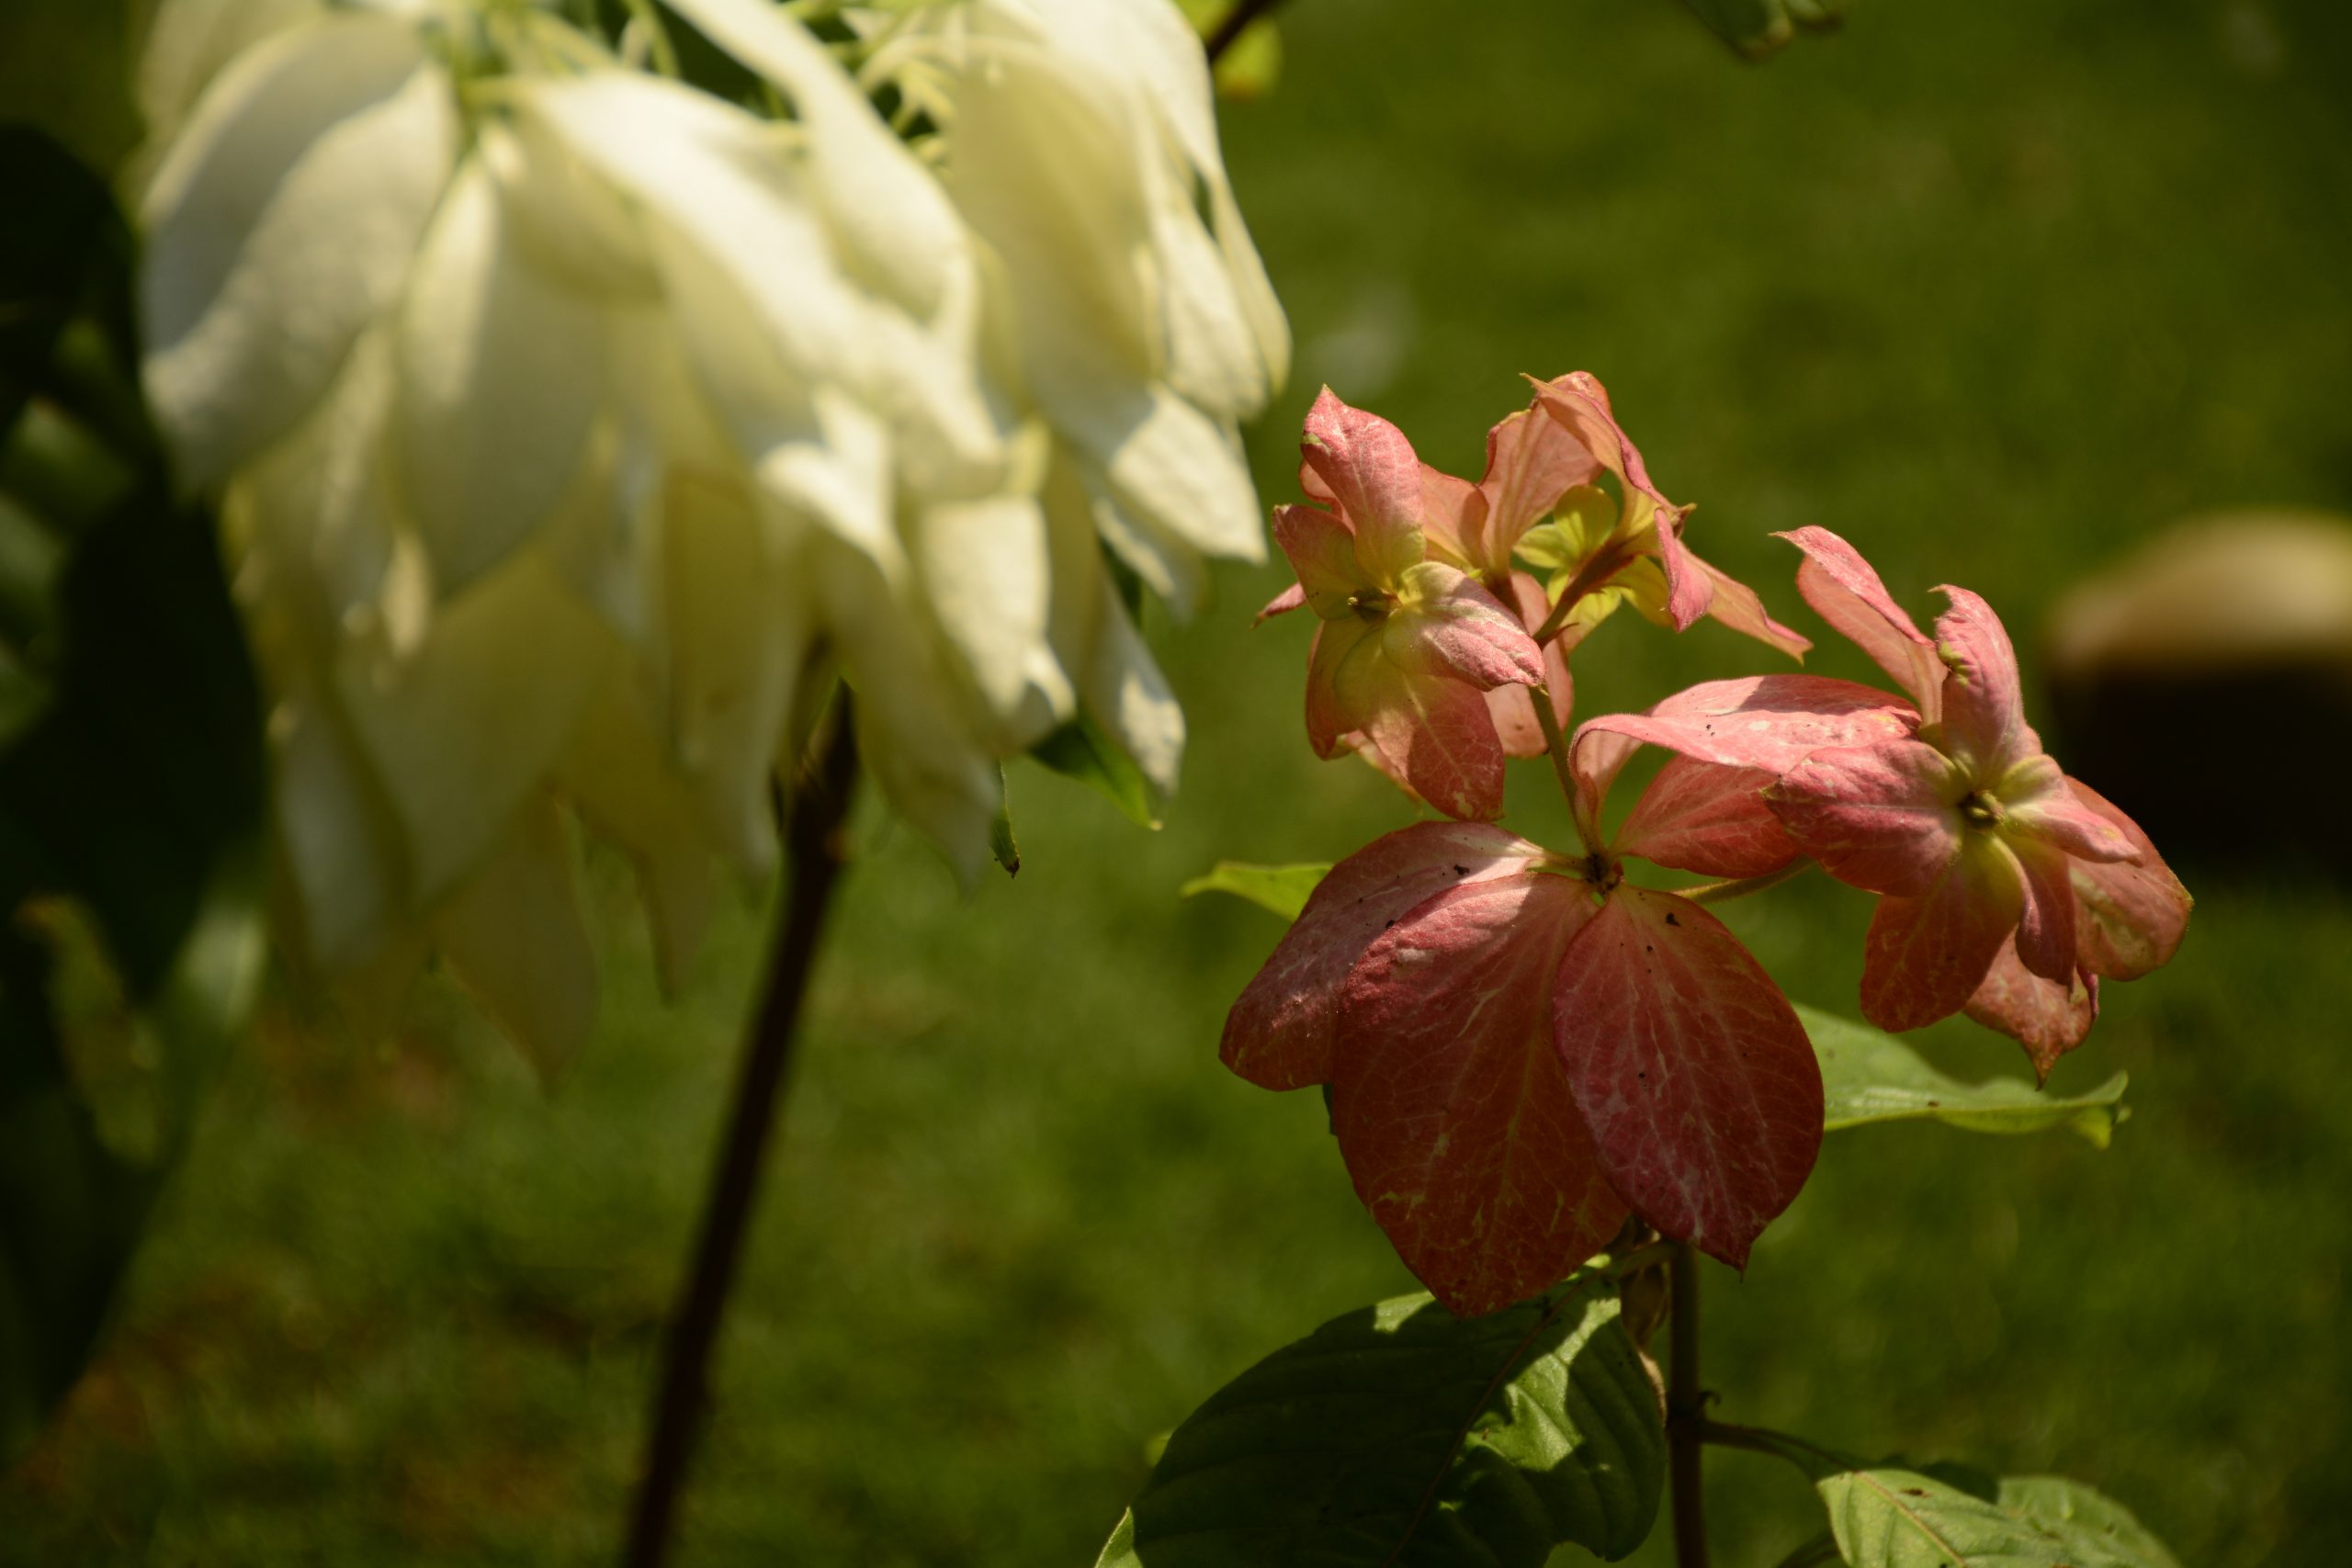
left=0, top=128, right=264, bottom=1466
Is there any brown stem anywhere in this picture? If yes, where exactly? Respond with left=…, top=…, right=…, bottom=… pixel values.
left=622, top=698, right=861, bottom=1568
left=1204, top=0, right=1289, bottom=63
left=1532, top=537, right=1636, bottom=647
left=1668, top=1244, right=1709, bottom=1568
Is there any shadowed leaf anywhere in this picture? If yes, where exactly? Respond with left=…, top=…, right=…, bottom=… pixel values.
left=1095, top=1272, right=1664, bottom=1567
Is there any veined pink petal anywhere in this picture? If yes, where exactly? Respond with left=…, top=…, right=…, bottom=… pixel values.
left=1931, top=586, right=2039, bottom=775
left=1297, top=452, right=1336, bottom=508
left=1474, top=403, right=1600, bottom=572
left=1526, top=371, right=1710, bottom=629
left=1486, top=571, right=1573, bottom=760
left=1221, top=822, right=1548, bottom=1091
left=1998, top=755, right=2137, bottom=863
left=1300, top=387, right=1424, bottom=584
left=1304, top=615, right=1380, bottom=759
left=1859, top=836, right=2026, bottom=1032
left=2064, top=778, right=2191, bottom=980
left=1335, top=872, right=1626, bottom=1315
left=1270, top=502, right=1361, bottom=619
left=1775, top=527, right=1941, bottom=714
left=1575, top=673, right=1918, bottom=785
left=1419, top=462, right=1485, bottom=572
left=1255, top=581, right=1306, bottom=624
left=1617, top=759, right=1797, bottom=879
left=1384, top=562, right=1544, bottom=691
left=2012, top=835, right=2079, bottom=983
left=1767, top=739, right=1967, bottom=897
left=1357, top=667, right=1514, bottom=821
left=1690, top=548, right=1812, bottom=660
left=1964, top=939, right=2099, bottom=1082
left=1553, top=887, right=1822, bottom=1269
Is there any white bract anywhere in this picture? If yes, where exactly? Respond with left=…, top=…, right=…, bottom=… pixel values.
left=135, top=0, right=1286, bottom=1071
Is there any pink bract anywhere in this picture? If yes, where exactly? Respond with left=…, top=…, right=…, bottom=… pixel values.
left=1222, top=769, right=1828, bottom=1312
left=1526, top=374, right=1811, bottom=660
left=1762, top=528, right=2192, bottom=1070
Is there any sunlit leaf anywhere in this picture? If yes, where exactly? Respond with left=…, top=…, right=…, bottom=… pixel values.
left=1094, top=1272, right=1664, bottom=1567
left=1799, top=1006, right=2126, bottom=1146
left=1807, top=1457, right=2181, bottom=1567
left=1179, top=859, right=1328, bottom=920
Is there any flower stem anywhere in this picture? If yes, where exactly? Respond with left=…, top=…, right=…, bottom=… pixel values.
left=1668, top=1244, right=1709, bottom=1568
left=1204, top=0, right=1290, bottom=62
left=622, top=697, right=860, bottom=1568
left=1676, top=860, right=1811, bottom=906
left=1533, top=538, right=1635, bottom=647
left=1531, top=683, right=1582, bottom=835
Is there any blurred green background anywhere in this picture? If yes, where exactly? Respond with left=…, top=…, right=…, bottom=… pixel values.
left=6, top=0, right=2351, bottom=1562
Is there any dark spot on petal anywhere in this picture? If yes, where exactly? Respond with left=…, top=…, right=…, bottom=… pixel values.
left=1453, top=864, right=1469, bottom=875
left=1665, top=912, right=1681, bottom=927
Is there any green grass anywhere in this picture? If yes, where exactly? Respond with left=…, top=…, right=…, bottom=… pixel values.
left=7, top=0, right=2352, bottom=1562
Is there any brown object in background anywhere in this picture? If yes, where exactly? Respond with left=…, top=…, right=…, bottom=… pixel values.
left=2044, top=510, right=2352, bottom=875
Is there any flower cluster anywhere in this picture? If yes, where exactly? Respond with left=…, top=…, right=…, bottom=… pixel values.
left=135, top=0, right=1285, bottom=1068
left=1232, top=383, right=2189, bottom=1315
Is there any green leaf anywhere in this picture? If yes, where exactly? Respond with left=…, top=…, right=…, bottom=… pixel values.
left=1994, top=1477, right=2184, bottom=1568
left=1094, top=1273, right=1666, bottom=1567
left=1679, top=0, right=1843, bottom=61
left=1179, top=860, right=1329, bottom=921
left=1030, top=712, right=1163, bottom=829
left=1175, top=0, right=1285, bottom=99
left=1798, top=1006, right=2127, bottom=1147
left=1808, top=1460, right=2181, bottom=1567
left=0, top=127, right=265, bottom=1468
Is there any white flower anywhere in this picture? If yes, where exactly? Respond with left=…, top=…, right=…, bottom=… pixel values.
left=133, top=0, right=1286, bottom=1069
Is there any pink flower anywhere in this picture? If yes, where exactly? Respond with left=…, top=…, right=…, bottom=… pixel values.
left=1261, top=389, right=1544, bottom=818
left=1759, top=528, right=2192, bottom=1073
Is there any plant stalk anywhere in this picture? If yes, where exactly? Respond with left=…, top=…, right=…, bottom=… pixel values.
left=1678, top=861, right=1810, bottom=906
left=1531, top=683, right=1582, bottom=830
left=1668, top=1244, right=1709, bottom=1568
left=622, top=698, right=861, bottom=1568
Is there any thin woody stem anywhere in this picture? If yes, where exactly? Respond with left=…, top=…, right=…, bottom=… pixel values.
left=623, top=698, right=860, bottom=1568
left=1676, top=861, right=1811, bottom=906
left=1668, top=1244, right=1709, bottom=1568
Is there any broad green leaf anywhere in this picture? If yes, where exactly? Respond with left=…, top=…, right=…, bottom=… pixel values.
left=1798, top=1006, right=2127, bottom=1147
left=1179, top=859, right=1329, bottom=921
left=1680, top=0, right=1844, bottom=61
left=0, top=127, right=265, bottom=1468
left=1995, top=1477, right=2184, bottom=1568
left=1808, top=1459, right=2181, bottom=1568
left=1094, top=1274, right=1665, bottom=1567
left=1031, top=712, right=1162, bottom=829
left=1176, top=0, right=1285, bottom=99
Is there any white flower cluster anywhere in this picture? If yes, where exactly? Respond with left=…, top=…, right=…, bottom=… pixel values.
left=136, top=0, right=1286, bottom=1068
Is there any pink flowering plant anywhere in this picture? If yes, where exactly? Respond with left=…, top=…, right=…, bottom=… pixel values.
left=1099, top=377, right=2195, bottom=1568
